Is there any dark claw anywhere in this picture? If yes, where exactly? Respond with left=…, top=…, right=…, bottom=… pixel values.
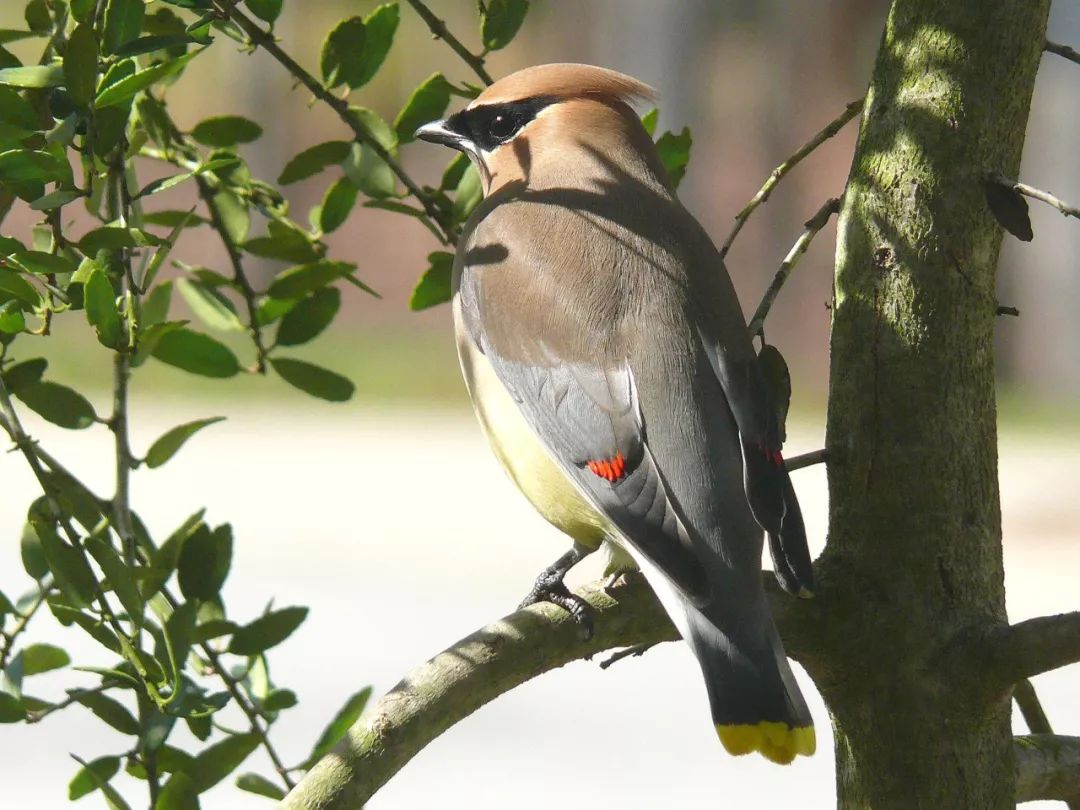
left=518, top=580, right=595, bottom=640
left=517, top=544, right=595, bottom=640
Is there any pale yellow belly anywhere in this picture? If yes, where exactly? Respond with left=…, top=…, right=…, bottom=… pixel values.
left=454, top=301, right=610, bottom=551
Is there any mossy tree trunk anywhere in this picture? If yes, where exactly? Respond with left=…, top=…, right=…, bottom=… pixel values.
left=815, top=0, right=1050, bottom=806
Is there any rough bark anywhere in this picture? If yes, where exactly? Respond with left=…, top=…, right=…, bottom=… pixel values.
left=819, top=1, right=1050, bottom=807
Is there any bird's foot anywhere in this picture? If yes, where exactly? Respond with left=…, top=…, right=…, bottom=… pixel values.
left=518, top=579, right=595, bottom=641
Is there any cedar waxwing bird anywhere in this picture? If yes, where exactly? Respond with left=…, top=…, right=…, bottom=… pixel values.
left=416, top=63, right=815, bottom=764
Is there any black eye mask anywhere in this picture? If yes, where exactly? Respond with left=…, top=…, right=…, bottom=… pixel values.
left=443, top=96, right=557, bottom=152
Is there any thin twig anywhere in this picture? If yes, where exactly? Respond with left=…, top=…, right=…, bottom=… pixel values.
left=988, top=173, right=1080, bottom=222
left=26, top=681, right=122, bottom=724
left=748, top=197, right=841, bottom=338
left=0, top=581, right=51, bottom=671
left=195, top=175, right=268, bottom=372
left=598, top=642, right=659, bottom=670
left=1015, top=679, right=1053, bottom=734
left=1045, top=39, right=1080, bottom=66
left=720, top=99, right=863, bottom=259
left=785, top=449, right=828, bottom=472
left=996, top=305, right=1020, bottom=317
left=211, top=0, right=455, bottom=245
left=403, top=0, right=493, bottom=85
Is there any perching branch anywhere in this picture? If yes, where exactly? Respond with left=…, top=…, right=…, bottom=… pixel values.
left=988, top=173, right=1080, bottom=222
left=403, top=0, right=493, bottom=86
left=1045, top=39, right=1080, bottom=67
left=1015, top=735, right=1080, bottom=804
left=720, top=99, right=863, bottom=258
left=785, top=448, right=828, bottom=472
left=283, top=573, right=814, bottom=808
left=1015, top=679, right=1054, bottom=735
left=988, top=612, right=1080, bottom=686
left=211, top=0, right=455, bottom=244
left=748, top=197, right=841, bottom=339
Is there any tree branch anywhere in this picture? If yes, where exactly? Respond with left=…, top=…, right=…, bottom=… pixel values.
left=211, top=0, right=455, bottom=244
left=988, top=173, right=1080, bottom=222
left=283, top=573, right=814, bottom=808
left=1045, top=39, right=1080, bottom=66
left=989, top=612, right=1080, bottom=685
left=748, top=197, right=841, bottom=339
left=785, top=448, right=828, bottom=472
left=1015, top=735, right=1080, bottom=804
left=402, top=0, right=493, bottom=85
left=719, top=99, right=863, bottom=259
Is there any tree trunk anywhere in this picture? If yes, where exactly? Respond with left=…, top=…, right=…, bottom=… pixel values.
left=817, top=1, right=1050, bottom=807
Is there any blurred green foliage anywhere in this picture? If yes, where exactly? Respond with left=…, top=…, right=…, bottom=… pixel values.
left=0, top=0, right=700, bottom=805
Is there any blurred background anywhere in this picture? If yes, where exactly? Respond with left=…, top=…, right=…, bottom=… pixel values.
left=2, top=1, right=1079, bottom=808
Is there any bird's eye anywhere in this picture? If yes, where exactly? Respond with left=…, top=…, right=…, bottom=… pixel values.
left=488, top=113, right=518, bottom=141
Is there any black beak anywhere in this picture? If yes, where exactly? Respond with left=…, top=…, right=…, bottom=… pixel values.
left=414, top=119, right=467, bottom=149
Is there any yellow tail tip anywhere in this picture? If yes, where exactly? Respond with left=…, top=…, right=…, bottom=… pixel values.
left=716, top=722, right=816, bottom=764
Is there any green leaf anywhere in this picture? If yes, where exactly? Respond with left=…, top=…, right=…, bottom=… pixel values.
left=0, top=268, right=41, bottom=307
left=141, top=283, right=173, bottom=330
left=113, top=34, right=200, bottom=58
left=267, top=260, right=354, bottom=299
left=21, top=643, right=69, bottom=675
left=236, top=772, right=286, bottom=800
left=277, top=140, right=350, bottom=185
left=70, top=0, right=97, bottom=21
left=440, top=152, right=469, bottom=190
left=151, top=328, right=240, bottom=378
left=655, top=127, right=692, bottom=189
left=350, top=2, right=399, bottom=89
left=192, top=115, right=263, bottom=147
left=641, top=107, right=658, bottom=137
left=1, top=357, right=46, bottom=392
left=70, top=754, right=133, bottom=810
left=177, top=278, right=243, bottom=332
left=318, top=176, right=358, bottom=234
left=63, top=23, right=98, bottom=106
left=0, top=149, right=68, bottom=184
left=21, top=522, right=49, bottom=579
left=243, top=221, right=320, bottom=263
left=189, top=733, right=260, bottom=792
left=481, top=0, right=530, bottom=51
left=229, top=606, right=308, bottom=656
left=29, top=188, right=83, bottom=211
left=103, top=0, right=145, bottom=54
left=8, top=250, right=78, bottom=275
left=343, top=141, right=394, bottom=199
left=320, top=16, right=366, bottom=89
left=69, top=755, right=120, bottom=800
left=95, top=49, right=199, bottom=108
left=15, top=381, right=96, bottom=429
left=210, top=189, right=248, bottom=243
left=85, top=534, right=143, bottom=621
left=0, top=64, right=64, bottom=88
left=261, top=688, right=297, bottom=711
left=25, top=0, right=51, bottom=32
left=306, top=686, right=371, bottom=765
left=178, top=523, right=232, bottom=601
left=76, top=691, right=139, bottom=734
left=394, top=72, right=451, bottom=144
left=141, top=511, right=204, bottom=598
left=145, top=417, right=225, bottom=469
left=157, top=772, right=198, bottom=810
left=0, top=299, right=24, bottom=333
left=79, top=226, right=164, bottom=254
left=0, top=88, right=37, bottom=129
left=245, top=0, right=283, bottom=24
left=85, top=267, right=122, bottom=348
left=271, top=358, right=354, bottom=402
left=36, top=521, right=96, bottom=607
left=143, top=209, right=207, bottom=229
left=0, top=692, right=22, bottom=723
left=276, top=287, right=340, bottom=346
left=409, top=251, right=453, bottom=311
left=452, top=164, right=482, bottom=223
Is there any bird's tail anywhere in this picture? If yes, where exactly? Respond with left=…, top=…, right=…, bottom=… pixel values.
left=683, top=598, right=815, bottom=765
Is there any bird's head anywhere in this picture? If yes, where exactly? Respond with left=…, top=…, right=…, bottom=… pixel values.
left=415, top=63, right=657, bottom=196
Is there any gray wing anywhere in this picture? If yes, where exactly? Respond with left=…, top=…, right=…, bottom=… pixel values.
left=458, top=267, right=710, bottom=604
